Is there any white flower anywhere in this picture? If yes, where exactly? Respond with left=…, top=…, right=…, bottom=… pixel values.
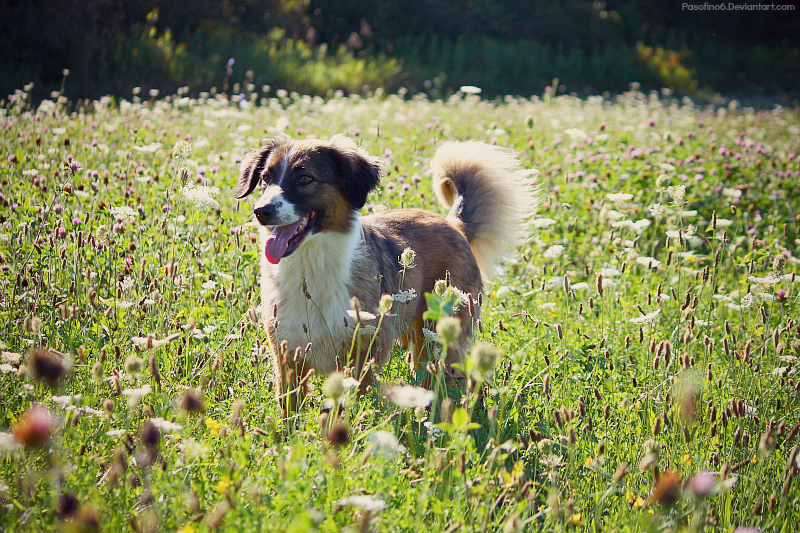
left=0, top=432, right=21, bottom=453
left=116, top=300, right=135, bottom=309
left=667, top=185, right=686, bottom=204
left=543, top=244, right=565, bottom=259
left=109, top=205, right=139, bottom=222
left=630, top=309, right=661, bottom=324
left=740, top=293, right=754, bottom=309
left=358, top=325, right=377, bottom=336
left=564, top=128, right=587, bottom=138
left=201, top=280, right=217, bottom=291
left=422, top=328, right=440, bottom=343
left=539, top=302, right=556, bottom=311
left=132, top=142, right=162, bottom=153
left=122, top=384, right=152, bottom=407
left=179, top=437, right=209, bottom=460
left=82, top=407, right=105, bottom=417
left=0, top=364, right=14, bottom=374
left=1, top=351, right=21, bottom=364
left=650, top=203, right=666, bottom=217
left=636, top=256, right=661, bottom=268
left=22, top=169, right=39, bottom=177
left=571, top=282, right=590, bottom=290
left=606, top=193, right=633, bottom=202
left=392, top=288, right=417, bottom=303
left=337, top=495, right=387, bottom=512
left=659, top=163, right=676, bottom=172
left=51, top=395, right=73, bottom=407
left=52, top=127, right=67, bottom=135
left=341, top=377, right=361, bottom=390
left=180, top=185, right=221, bottom=211
left=722, top=187, right=742, bottom=199
left=172, top=140, right=193, bottom=159
left=106, top=429, right=127, bottom=438
left=715, top=218, right=734, bottom=227
left=459, top=85, right=482, bottom=95
left=121, top=276, right=135, bottom=292
left=367, top=430, right=407, bottom=454
left=131, top=333, right=180, bottom=349
left=149, top=417, right=183, bottom=433
left=748, top=275, right=780, bottom=287
left=347, top=309, right=376, bottom=322
left=384, top=384, right=435, bottom=409
left=533, top=218, right=557, bottom=228
left=599, top=268, right=621, bottom=277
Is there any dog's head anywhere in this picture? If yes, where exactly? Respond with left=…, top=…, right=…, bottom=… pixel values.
left=234, top=134, right=383, bottom=264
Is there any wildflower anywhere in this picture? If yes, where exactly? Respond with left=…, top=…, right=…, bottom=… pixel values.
left=740, top=293, right=754, bottom=309
left=326, top=421, right=350, bottom=447
left=393, top=288, right=417, bottom=303
left=216, top=475, right=231, bottom=494
left=436, top=316, right=461, bottom=346
left=636, top=256, right=661, bottom=268
left=132, top=142, right=162, bottom=153
left=95, top=224, right=109, bottom=243
left=124, top=355, right=144, bottom=374
left=342, top=377, right=360, bottom=390
left=176, top=167, right=191, bottom=187
left=121, top=276, right=135, bottom=292
left=201, top=280, right=217, bottom=291
left=690, top=471, right=716, bottom=498
left=177, top=525, right=196, bottom=533
left=29, top=348, right=71, bottom=388
left=12, top=404, right=55, bottom=447
left=459, top=85, right=482, bottom=95
left=149, top=417, right=182, bottom=433
left=470, top=341, right=500, bottom=376
left=667, top=185, right=686, bottom=205
left=109, top=205, right=138, bottom=222
left=379, top=294, right=394, bottom=314
left=180, top=389, right=206, bottom=414
left=180, top=185, right=221, bottom=211
left=533, top=218, right=557, bottom=228
left=682, top=453, right=692, bottom=466
left=384, top=384, right=435, bottom=409
left=140, top=421, right=160, bottom=449
left=347, top=309, right=376, bottom=322
left=747, top=275, right=780, bottom=288
left=173, top=140, right=193, bottom=159
left=652, top=471, right=681, bottom=506
left=179, top=437, right=209, bottom=460
left=337, top=495, right=387, bottom=512
left=564, top=128, right=587, bottom=138
left=543, top=244, right=565, bottom=259
left=399, top=247, right=417, bottom=268
left=0, top=432, right=21, bottom=453
left=121, top=384, right=152, bottom=407
left=606, top=193, right=634, bottom=202
left=650, top=203, right=666, bottom=218
left=367, top=430, right=407, bottom=455
left=1, top=351, right=21, bottom=364
left=323, top=372, right=345, bottom=400
left=570, top=513, right=582, bottom=526
left=204, top=417, right=221, bottom=435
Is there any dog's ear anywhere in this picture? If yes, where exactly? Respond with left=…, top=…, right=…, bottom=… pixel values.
left=234, top=135, right=289, bottom=199
left=328, top=135, right=384, bottom=209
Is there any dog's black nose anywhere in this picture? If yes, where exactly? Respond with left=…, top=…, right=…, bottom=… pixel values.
left=254, top=202, right=282, bottom=225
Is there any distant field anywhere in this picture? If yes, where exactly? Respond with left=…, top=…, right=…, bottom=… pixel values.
left=1, top=85, right=799, bottom=532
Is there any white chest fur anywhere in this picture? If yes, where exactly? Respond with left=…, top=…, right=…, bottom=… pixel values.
left=259, top=221, right=364, bottom=373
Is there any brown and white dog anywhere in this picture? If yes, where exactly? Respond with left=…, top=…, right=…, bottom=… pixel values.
left=234, top=134, right=535, bottom=412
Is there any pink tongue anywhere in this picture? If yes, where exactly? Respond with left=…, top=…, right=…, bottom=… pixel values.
left=264, top=220, right=303, bottom=264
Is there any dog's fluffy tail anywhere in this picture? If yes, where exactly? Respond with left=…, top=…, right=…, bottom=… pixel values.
left=431, top=142, right=537, bottom=278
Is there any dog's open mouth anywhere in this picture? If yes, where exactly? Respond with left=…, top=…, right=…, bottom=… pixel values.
left=264, top=211, right=319, bottom=264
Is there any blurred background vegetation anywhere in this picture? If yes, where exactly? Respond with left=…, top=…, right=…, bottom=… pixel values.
left=2, top=0, right=799, bottom=101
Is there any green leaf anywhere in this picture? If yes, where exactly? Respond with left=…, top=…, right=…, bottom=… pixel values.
left=452, top=407, right=469, bottom=428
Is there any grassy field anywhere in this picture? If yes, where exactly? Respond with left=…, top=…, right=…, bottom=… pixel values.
left=1, top=84, right=799, bottom=532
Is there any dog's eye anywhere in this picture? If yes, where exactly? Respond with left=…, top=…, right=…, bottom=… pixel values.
left=298, top=175, right=313, bottom=185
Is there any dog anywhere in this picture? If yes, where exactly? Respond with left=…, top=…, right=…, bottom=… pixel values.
left=234, top=134, right=535, bottom=413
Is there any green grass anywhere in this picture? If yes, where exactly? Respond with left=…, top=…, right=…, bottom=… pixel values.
left=1, top=85, right=799, bottom=532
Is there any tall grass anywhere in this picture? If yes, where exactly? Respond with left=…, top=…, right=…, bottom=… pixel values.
left=0, top=85, right=799, bottom=532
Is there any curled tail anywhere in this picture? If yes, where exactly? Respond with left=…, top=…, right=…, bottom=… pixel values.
left=431, top=142, right=538, bottom=278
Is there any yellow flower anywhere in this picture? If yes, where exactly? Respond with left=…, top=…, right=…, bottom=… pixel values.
left=682, top=453, right=692, bottom=466
left=216, top=475, right=231, bottom=493
left=570, top=513, right=582, bottom=526
left=204, top=417, right=221, bottom=436
left=584, top=457, right=593, bottom=468
left=751, top=455, right=758, bottom=464
left=177, top=525, right=195, bottom=533
left=625, top=490, right=635, bottom=503
left=647, top=508, right=655, bottom=515
left=633, top=497, right=645, bottom=509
